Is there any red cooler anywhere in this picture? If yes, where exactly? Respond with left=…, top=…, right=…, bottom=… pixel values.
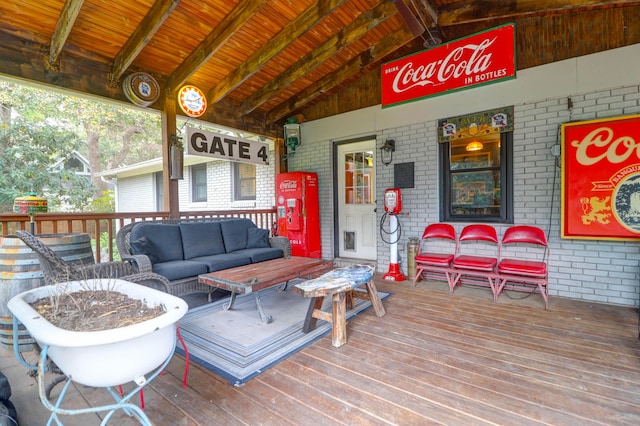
left=276, top=172, right=321, bottom=258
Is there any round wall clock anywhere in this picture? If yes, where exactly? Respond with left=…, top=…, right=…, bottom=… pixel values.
left=122, top=72, right=160, bottom=107
left=178, top=85, right=207, bottom=117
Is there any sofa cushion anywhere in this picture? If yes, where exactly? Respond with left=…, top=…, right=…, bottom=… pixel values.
left=129, top=236, right=160, bottom=264
left=130, top=223, right=183, bottom=262
left=189, top=252, right=253, bottom=272
left=152, top=260, right=208, bottom=281
left=179, top=222, right=225, bottom=259
left=246, top=228, right=269, bottom=249
left=220, top=218, right=256, bottom=253
left=236, top=248, right=284, bottom=263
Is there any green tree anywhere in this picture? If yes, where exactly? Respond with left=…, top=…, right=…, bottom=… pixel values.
left=55, top=94, right=162, bottom=196
left=0, top=83, right=93, bottom=211
left=0, top=80, right=163, bottom=212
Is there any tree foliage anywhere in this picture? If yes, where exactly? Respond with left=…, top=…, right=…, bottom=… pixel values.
left=0, top=81, right=162, bottom=212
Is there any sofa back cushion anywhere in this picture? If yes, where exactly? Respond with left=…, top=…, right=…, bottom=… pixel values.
left=179, top=221, right=226, bottom=259
left=129, top=223, right=184, bottom=262
left=247, top=228, right=270, bottom=249
left=220, top=218, right=256, bottom=253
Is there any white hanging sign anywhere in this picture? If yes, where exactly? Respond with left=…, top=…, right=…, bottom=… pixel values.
left=186, top=126, right=269, bottom=166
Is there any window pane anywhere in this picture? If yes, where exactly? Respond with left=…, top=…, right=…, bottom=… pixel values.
left=441, top=131, right=509, bottom=222
left=234, top=162, right=256, bottom=200
left=195, top=185, right=207, bottom=201
left=344, top=150, right=374, bottom=205
left=450, top=138, right=501, bottom=169
left=191, top=164, right=207, bottom=202
left=451, top=170, right=501, bottom=215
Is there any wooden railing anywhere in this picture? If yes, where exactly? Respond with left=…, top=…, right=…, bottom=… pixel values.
left=0, top=209, right=277, bottom=262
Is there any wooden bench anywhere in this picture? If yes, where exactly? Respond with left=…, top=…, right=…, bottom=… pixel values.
left=293, top=265, right=385, bottom=347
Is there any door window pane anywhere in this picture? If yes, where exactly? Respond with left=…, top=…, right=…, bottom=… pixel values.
left=344, top=150, right=373, bottom=204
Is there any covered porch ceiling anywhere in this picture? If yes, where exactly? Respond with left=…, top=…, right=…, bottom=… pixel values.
left=1, top=1, right=640, bottom=138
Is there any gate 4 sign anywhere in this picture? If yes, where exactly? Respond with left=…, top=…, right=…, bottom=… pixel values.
left=381, top=23, right=516, bottom=107
left=561, top=114, right=640, bottom=240
left=186, top=127, right=269, bottom=166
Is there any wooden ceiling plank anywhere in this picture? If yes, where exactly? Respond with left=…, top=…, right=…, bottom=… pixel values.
left=207, top=0, right=348, bottom=104
left=438, top=0, right=640, bottom=26
left=165, top=0, right=269, bottom=93
left=0, top=28, right=268, bottom=135
left=110, top=0, right=181, bottom=84
left=48, top=0, right=85, bottom=69
left=267, top=26, right=414, bottom=124
left=240, top=0, right=397, bottom=115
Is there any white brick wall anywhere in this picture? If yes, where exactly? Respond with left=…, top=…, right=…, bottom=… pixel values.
left=513, top=87, right=640, bottom=304
left=179, top=147, right=276, bottom=211
left=291, top=82, right=640, bottom=307
left=289, top=139, right=334, bottom=259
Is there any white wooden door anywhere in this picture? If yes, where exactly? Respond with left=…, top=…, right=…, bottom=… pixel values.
left=337, top=140, right=377, bottom=260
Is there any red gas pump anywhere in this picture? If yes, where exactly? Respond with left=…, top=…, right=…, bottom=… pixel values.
left=383, top=188, right=402, bottom=215
left=381, top=188, right=407, bottom=281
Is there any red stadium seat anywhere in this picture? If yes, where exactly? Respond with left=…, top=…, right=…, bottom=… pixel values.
left=414, top=223, right=457, bottom=291
left=451, top=224, right=499, bottom=297
left=496, top=225, right=550, bottom=309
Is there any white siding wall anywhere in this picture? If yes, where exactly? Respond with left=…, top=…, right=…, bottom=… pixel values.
left=290, top=43, right=640, bottom=307
left=116, top=174, right=155, bottom=212
left=118, top=147, right=276, bottom=212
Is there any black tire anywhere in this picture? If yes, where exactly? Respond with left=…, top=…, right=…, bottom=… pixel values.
left=0, top=398, right=17, bottom=426
left=0, top=372, right=10, bottom=400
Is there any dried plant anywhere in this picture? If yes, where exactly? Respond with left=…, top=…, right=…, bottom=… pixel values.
left=30, top=267, right=165, bottom=332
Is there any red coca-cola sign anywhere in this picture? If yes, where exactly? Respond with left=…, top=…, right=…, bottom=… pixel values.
left=279, top=180, right=298, bottom=190
left=562, top=114, right=640, bottom=240
left=381, top=23, right=516, bottom=107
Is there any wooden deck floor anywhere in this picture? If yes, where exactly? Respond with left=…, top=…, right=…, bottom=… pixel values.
left=1, top=275, right=639, bottom=425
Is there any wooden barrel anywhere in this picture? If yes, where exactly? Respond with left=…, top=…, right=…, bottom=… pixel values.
left=0, top=233, right=94, bottom=351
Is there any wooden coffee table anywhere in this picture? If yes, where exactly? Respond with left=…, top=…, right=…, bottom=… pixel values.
left=198, top=257, right=333, bottom=323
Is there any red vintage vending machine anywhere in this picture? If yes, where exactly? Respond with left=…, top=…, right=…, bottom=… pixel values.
left=276, top=172, right=321, bottom=258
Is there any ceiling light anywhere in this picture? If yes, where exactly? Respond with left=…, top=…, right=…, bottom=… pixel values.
left=465, top=140, right=483, bottom=152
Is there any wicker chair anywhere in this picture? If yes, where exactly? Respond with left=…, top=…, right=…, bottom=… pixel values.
left=15, top=230, right=172, bottom=293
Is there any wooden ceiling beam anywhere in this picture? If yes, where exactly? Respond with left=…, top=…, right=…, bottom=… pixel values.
left=47, top=0, right=85, bottom=70
left=109, top=0, right=181, bottom=84
left=438, top=0, right=640, bottom=26
left=266, top=26, right=414, bottom=124
left=207, top=0, right=348, bottom=104
left=393, top=0, right=426, bottom=37
left=199, top=102, right=270, bottom=136
left=165, top=0, right=268, bottom=93
left=240, top=0, right=397, bottom=115
left=418, top=0, right=439, bottom=24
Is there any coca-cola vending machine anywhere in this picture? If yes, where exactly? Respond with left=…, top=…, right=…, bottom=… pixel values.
left=276, top=172, right=321, bottom=258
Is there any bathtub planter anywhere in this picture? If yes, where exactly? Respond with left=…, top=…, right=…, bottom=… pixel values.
left=7, top=278, right=188, bottom=388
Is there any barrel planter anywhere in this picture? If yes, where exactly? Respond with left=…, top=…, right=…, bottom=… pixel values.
left=0, top=233, right=94, bottom=350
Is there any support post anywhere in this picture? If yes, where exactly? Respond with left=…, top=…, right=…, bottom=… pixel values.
left=162, top=92, right=180, bottom=219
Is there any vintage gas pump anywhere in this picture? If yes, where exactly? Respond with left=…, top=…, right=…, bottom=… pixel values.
left=381, top=188, right=407, bottom=281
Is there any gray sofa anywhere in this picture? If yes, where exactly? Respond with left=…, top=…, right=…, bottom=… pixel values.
left=116, top=218, right=291, bottom=297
